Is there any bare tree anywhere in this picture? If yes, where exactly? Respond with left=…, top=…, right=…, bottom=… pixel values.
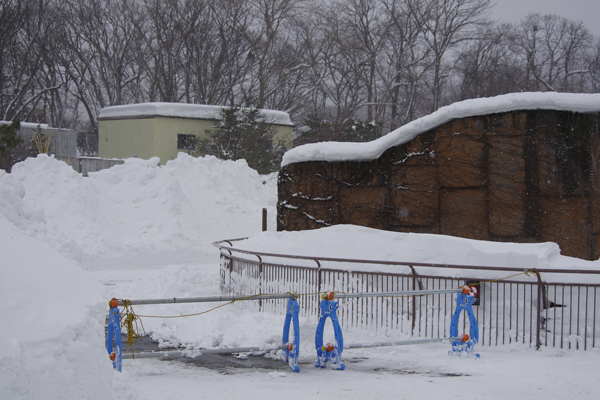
left=406, top=0, right=495, bottom=112
left=187, top=1, right=252, bottom=106
left=286, top=5, right=335, bottom=123
left=452, top=23, right=522, bottom=100
left=142, top=0, right=210, bottom=103
left=0, top=0, right=62, bottom=122
left=3, top=0, right=600, bottom=156
left=301, top=1, right=368, bottom=126
left=381, top=0, right=430, bottom=128
left=59, top=0, right=147, bottom=144
left=588, top=39, right=600, bottom=93
left=242, top=0, right=307, bottom=109
left=511, top=13, right=593, bottom=92
left=335, top=0, right=391, bottom=123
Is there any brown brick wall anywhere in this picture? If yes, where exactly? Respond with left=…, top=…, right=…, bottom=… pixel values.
left=488, top=136, right=527, bottom=236
left=278, top=110, right=600, bottom=260
left=541, top=196, right=591, bottom=260
left=390, top=165, right=438, bottom=226
left=440, top=188, right=489, bottom=240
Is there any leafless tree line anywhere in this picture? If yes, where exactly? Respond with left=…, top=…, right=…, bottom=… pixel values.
left=2, top=0, right=600, bottom=152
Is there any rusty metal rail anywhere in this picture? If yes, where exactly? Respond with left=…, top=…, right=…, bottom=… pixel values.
left=214, top=238, right=600, bottom=351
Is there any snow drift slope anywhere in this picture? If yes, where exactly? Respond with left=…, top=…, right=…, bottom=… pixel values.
left=0, top=153, right=278, bottom=400
left=0, top=224, right=112, bottom=400
left=0, top=153, right=277, bottom=269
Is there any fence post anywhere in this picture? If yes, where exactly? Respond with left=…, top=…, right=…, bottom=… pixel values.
left=535, top=271, right=544, bottom=350
left=409, top=266, right=422, bottom=335
left=257, top=255, right=263, bottom=312
left=315, top=260, right=322, bottom=293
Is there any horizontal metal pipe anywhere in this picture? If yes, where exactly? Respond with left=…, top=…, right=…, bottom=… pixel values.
left=117, top=293, right=293, bottom=307
left=122, top=345, right=285, bottom=360
left=346, top=337, right=462, bottom=349
left=124, top=338, right=463, bottom=360
left=334, top=289, right=461, bottom=298
left=116, top=289, right=460, bottom=307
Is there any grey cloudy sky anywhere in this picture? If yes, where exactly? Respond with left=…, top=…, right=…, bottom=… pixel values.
left=490, top=0, right=600, bottom=37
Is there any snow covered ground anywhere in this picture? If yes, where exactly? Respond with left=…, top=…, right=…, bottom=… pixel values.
left=1, top=153, right=599, bottom=400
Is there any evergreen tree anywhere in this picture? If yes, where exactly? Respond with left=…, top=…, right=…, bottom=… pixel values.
left=192, top=104, right=285, bottom=174
left=295, top=115, right=382, bottom=146
left=0, top=120, right=23, bottom=172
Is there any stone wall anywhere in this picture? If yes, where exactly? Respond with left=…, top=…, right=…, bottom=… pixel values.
left=278, top=110, right=600, bottom=260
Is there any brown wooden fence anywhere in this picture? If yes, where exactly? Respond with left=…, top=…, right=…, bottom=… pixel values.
left=216, top=239, right=600, bottom=350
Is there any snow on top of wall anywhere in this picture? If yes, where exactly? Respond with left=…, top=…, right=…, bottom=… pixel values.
left=282, top=92, right=600, bottom=167
left=98, top=102, right=294, bottom=126
left=1, top=121, right=49, bottom=130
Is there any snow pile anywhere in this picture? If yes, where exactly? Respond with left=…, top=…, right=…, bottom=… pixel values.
left=0, top=153, right=277, bottom=269
left=282, top=92, right=600, bottom=166
left=0, top=153, right=279, bottom=399
left=227, top=225, right=600, bottom=282
left=0, top=224, right=112, bottom=400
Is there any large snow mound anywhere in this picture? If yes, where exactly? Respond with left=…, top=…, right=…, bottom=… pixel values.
left=282, top=92, right=600, bottom=166
left=0, top=222, right=113, bottom=400
left=0, top=153, right=277, bottom=269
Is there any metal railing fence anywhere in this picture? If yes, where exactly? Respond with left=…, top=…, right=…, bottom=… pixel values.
left=215, top=239, right=600, bottom=350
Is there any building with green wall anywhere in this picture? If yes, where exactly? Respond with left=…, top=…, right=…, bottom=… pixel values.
left=98, top=103, right=294, bottom=164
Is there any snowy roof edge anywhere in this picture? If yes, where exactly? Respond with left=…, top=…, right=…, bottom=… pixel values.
left=281, top=92, right=600, bottom=167
left=1, top=121, right=49, bottom=130
left=98, top=102, right=294, bottom=126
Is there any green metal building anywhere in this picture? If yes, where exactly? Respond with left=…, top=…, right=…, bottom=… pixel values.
left=98, top=103, right=294, bottom=165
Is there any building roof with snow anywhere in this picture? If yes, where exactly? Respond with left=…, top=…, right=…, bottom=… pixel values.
left=98, top=102, right=294, bottom=127
left=282, top=92, right=600, bottom=167
left=0, top=121, right=49, bottom=130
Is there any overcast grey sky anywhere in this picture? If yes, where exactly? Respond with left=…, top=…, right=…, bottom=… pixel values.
left=490, top=0, right=600, bottom=37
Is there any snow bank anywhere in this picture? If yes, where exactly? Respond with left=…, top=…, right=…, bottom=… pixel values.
left=0, top=153, right=279, bottom=399
left=227, top=225, right=600, bottom=281
left=0, top=154, right=277, bottom=269
left=0, top=223, right=113, bottom=400
left=282, top=92, right=600, bottom=166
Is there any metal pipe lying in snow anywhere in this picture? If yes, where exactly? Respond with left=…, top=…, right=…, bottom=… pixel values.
left=345, top=337, right=463, bottom=349
left=122, top=345, right=286, bottom=360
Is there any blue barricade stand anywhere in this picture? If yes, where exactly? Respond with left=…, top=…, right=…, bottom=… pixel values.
left=280, top=297, right=301, bottom=372
left=449, top=290, right=480, bottom=358
left=106, top=298, right=123, bottom=372
left=313, top=293, right=345, bottom=370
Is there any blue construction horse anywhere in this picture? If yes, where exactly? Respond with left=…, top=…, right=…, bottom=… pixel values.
left=313, top=292, right=345, bottom=370
left=449, top=287, right=480, bottom=358
left=280, top=297, right=301, bottom=372
left=106, top=298, right=122, bottom=372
